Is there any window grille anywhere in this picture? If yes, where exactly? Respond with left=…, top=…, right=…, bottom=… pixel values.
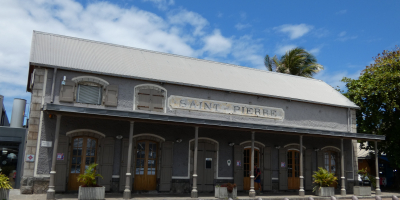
left=77, top=84, right=102, bottom=105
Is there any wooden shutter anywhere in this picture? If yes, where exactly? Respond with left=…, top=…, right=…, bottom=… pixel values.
left=151, top=89, right=164, bottom=112
left=98, top=137, right=115, bottom=191
left=159, top=141, right=173, bottom=191
left=263, top=147, right=272, bottom=191
left=305, top=149, right=313, bottom=190
left=233, top=145, right=244, bottom=191
left=279, top=149, right=288, bottom=190
left=55, top=135, right=69, bottom=192
left=104, top=85, right=118, bottom=107
left=77, top=85, right=101, bottom=104
left=59, top=80, right=75, bottom=102
left=137, top=89, right=151, bottom=111
left=119, top=138, right=134, bottom=191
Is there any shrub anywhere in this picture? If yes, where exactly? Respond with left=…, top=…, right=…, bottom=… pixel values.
left=312, top=167, right=338, bottom=192
left=0, top=173, right=12, bottom=190
left=77, top=163, right=103, bottom=187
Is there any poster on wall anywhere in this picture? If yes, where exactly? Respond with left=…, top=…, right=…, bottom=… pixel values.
left=57, top=153, right=64, bottom=160
left=281, top=162, right=286, bottom=167
left=237, top=160, right=241, bottom=166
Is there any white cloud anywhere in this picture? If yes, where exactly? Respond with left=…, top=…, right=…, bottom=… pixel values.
left=309, top=47, right=321, bottom=55
left=314, top=68, right=361, bottom=90
left=230, top=35, right=264, bottom=69
left=337, top=35, right=358, bottom=42
left=142, top=0, right=174, bottom=11
left=338, top=31, right=346, bottom=37
left=167, top=9, right=209, bottom=36
left=275, top=44, right=297, bottom=55
left=240, top=12, right=247, bottom=20
left=202, top=29, right=232, bottom=57
left=274, top=24, right=313, bottom=40
left=336, top=9, right=347, bottom=15
left=235, top=23, right=251, bottom=30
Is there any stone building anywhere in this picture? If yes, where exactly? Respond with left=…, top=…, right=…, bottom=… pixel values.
left=22, top=31, right=385, bottom=199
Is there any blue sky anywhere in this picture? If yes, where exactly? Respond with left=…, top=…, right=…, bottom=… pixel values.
left=0, top=0, right=399, bottom=122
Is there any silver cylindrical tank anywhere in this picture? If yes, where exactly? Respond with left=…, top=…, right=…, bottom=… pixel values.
left=10, top=98, right=26, bottom=128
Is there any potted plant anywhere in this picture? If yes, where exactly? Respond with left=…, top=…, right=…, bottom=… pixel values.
left=215, top=183, right=237, bottom=199
left=0, top=173, right=12, bottom=200
left=77, top=163, right=104, bottom=200
left=354, top=167, right=372, bottom=196
left=312, top=167, right=338, bottom=197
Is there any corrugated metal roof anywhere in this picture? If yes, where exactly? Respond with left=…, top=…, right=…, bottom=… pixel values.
left=29, top=31, right=359, bottom=109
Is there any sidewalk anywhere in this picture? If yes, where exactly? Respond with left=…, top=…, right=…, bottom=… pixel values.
left=8, top=189, right=400, bottom=200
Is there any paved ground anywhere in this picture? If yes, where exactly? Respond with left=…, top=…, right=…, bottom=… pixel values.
left=8, top=189, right=400, bottom=200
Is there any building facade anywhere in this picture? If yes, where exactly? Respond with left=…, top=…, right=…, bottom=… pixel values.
left=22, top=31, right=385, bottom=199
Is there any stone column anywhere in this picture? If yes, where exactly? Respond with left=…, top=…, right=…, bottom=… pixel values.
left=299, top=135, right=305, bottom=196
left=191, top=127, right=199, bottom=198
left=46, top=114, right=61, bottom=200
left=375, top=141, right=381, bottom=195
left=341, top=139, right=346, bottom=195
left=249, top=131, right=256, bottom=197
left=123, top=121, right=134, bottom=199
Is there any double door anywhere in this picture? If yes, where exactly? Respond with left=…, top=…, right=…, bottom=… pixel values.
left=287, top=150, right=300, bottom=190
left=196, top=142, right=214, bottom=192
left=243, top=148, right=260, bottom=190
left=134, top=140, right=158, bottom=191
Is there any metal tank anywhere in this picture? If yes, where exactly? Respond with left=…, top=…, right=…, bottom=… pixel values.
left=10, top=98, right=26, bottom=128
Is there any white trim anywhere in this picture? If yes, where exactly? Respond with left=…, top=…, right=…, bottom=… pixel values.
left=132, top=133, right=165, bottom=141
left=133, top=84, right=167, bottom=113
left=243, top=146, right=260, bottom=150
left=287, top=148, right=300, bottom=151
left=72, top=76, right=109, bottom=87
left=321, top=146, right=341, bottom=152
left=112, top=175, right=120, bottom=178
left=187, top=137, right=219, bottom=179
left=239, top=141, right=265, bottom=147
left=66, top=129, right=106, bottom=138
left=34, top=69, right=48, bottom=177
left=283, top=143, right=306, bottom=149
left=272, top=178, right=278, bottom=180
left=217, top=177, right=234, bottom=179
left=172, top=176, right=189, bottom=179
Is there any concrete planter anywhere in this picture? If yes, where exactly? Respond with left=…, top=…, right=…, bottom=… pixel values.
left=354, top=186, right=371, bottom=196
left=315, top=187, right=334, bottom=197
left=214, top=186, right=237, bottom=199
left=78, top=186, right=105, bottom=200
left=0, top=189, right=10, bottom=200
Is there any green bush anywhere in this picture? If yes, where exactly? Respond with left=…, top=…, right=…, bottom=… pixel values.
left=77, top=163, right=103, bottom=187
left=312, top=167, right=338, bottom=192
left=0, top=173, right=12, bottom=190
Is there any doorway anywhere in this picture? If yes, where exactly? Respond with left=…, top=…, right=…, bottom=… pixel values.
left=243, top=148, right=260, bottom=190
left=68, top=137, right=98, bottom=190
left=134, top=140, right=157, bottom=191
left=324, top=151, right=338, bottom=188
left=287, top=150, right=300, bottom=190
left=195, top=142, right=215, bottom=192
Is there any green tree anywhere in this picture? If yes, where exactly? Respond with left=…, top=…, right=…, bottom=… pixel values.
left=264, top=47, right=324, bottom=78
left=342, top=46, right=400, bottom=188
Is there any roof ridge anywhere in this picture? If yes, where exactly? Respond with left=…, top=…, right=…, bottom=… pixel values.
left=32, top=30, right=326, bottom=83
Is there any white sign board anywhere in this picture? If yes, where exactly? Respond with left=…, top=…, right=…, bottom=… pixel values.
left=169, top=95, right=284, bottom=120
left=26, top=154, right=35, bottom=162
left=41, top=141, right=52, bottom=147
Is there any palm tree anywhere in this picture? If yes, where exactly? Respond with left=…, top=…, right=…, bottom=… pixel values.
left=264, top=47, right=324, bottom=78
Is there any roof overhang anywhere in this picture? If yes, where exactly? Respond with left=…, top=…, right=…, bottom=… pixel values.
left=44, top=103, right=384, bottom=141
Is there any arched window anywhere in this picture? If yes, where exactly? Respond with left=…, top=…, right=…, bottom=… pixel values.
left=134, top=84, right=166, bottom=113
left=324, top=151, right=338, bottom=175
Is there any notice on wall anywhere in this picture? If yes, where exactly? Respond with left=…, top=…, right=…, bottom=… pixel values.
left=169, top=95, right=284, bottom=120
left=281, top=162, right=286, bottom=167
left=41, top=141, right=52, bottom=147
left=57, top=153, right=64, bottom=160
left=26, top=154, right=35, bottom=162
left=237, top=160, right=241, bottom=166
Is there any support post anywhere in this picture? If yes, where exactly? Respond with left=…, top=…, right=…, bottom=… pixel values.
left=249, top=131, right=256, bottom=197
left=123, top=121, right=134, bottom=199
left=47, top=114, right=61, bottom=200
left=191, top=127, right=199, bottom=198
left=341, top=139, right=346, bottom=195
left=375, top=141, right=381, bottom=195
left=299, top=135, right=305, bottom=196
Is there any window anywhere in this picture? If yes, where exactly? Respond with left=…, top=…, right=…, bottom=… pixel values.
left=134, top=84, right=166, bottom=112
left=324, top=151, right=338, bottom=175
left=76, top=84, right=102, bottom=105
